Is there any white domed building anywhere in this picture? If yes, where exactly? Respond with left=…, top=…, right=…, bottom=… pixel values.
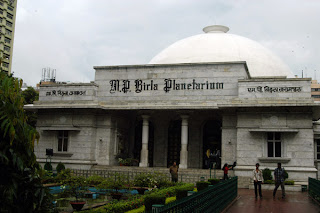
left=29, top=25, right=320, bottom=188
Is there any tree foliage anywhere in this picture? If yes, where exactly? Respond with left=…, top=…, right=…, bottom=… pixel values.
left=21, top=86, right=39, bottom=105
left=21, top=86, right=39, bottom=127
left=0, top=72, right=53, bottom=212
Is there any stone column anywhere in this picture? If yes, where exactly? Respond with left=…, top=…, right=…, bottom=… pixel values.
left=139, top=115, right=149, bottom=167
left=179, top=115, right=189, bottom=169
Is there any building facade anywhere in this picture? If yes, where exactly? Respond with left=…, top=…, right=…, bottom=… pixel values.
left=0, top=0, right=17, bottom=75
left=311, top=80, right=320, bottom=101
left=29, top=25, right=320, bottom=187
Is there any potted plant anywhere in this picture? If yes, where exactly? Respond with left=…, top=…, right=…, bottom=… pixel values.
left=97, top=173, right=128, bottom=200
left=62, top=176, right=88, bottom=211
left=118, top=158, right=130, bottom=166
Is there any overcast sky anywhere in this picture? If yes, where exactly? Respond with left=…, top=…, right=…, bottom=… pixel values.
left=12, top=0, right=320, bottom=86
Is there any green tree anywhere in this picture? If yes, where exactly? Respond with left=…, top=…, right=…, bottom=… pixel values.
left=0, top=72, right=53, bottom=212
left=21, top=86, right=39, bottom=104
left=21, top=86, right=39, bottom=127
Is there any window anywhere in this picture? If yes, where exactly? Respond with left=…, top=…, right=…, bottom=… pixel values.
left=7, top=12, right=13, bottom=19
left=58, top=131, right=69, bottom=152
left=7, top=6, right=13, bottom=11
left=0, top=9, right=3, bottom=15
left=4, top=45, right=10, bottom=52
left=5, top=29, right=11, bottom=36
left=4, top=37, right=10, bottom=44
left=317, top=139, right=320, bottom=159
left=2, top=62, right=9, bottom=68
left=267, top=132, right=281, bottom=157
left=312, top=95, right=320, bottom=98
left=0, top=2, right=3, bottom=6
left=0, top=18, right=2, bottom=23
left=6, top=20, right=12, bottom=27
left=312, top=88, right=320, bottom=92
left=3, top=53, right=9, bottom=60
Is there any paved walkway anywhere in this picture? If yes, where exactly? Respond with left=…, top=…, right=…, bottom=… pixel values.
left=226, top=189, right=320, bottom=213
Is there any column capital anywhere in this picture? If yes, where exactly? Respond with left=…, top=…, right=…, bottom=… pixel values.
left=180, top=115, right=189, bottom=120
left=141, top=115, right=150, bottom=120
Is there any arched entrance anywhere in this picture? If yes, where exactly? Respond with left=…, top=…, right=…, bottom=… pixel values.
left=167, top=120, right=181, bottom=167
left=203, top=120, right=222, bottom=169
left=134, top=120, right=154, bottom=167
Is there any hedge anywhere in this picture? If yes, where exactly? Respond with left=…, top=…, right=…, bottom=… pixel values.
left=144, top=194, right=166, bottom=211
left=101, top=183, right=194, bottom=213
left=196, top=181, right=210, bottom=191
left=208, top=178, right=220, bottom=185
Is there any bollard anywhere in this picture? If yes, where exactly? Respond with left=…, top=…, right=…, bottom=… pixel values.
left=92, top=193, right=97, bottom=199
left=152, top=204, right=164, bottom=213
left=301, top=185, right=307, bottom=192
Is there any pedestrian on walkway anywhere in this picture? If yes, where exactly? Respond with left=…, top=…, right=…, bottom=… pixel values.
left=169, top=161, right=178, bottom=182
left=253, top=163, right=263, bottom=199
left=273, top=162, right=286, bottom=198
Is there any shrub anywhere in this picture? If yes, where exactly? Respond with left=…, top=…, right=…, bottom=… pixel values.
left=56, top=168, right=72, bottom=183
left=97, top=173, right=129, bottom=192
left=284, top=180, right=294, bottom=185
left=62, top=176, right=88, bottom=201
left=208, top=178, right=220, bottom=185
left=165, top=196, right=176, bottom=204
left=262, top=168, right=272, bottom=181
left=133, top=173, right=157, bottom=187
left=99, top=183, right=192, bottom=213
left=284, top=170, right=289, bottom=180
left=56, top=162, right=65, bottom=173
left=176, top=189, right=188, bottom=200
left=144, top=194, right=166, bottom=211
left=264, top=180, right=274, bottom=184
left=87, top=175, right=105, bottom=186
left=104, top=197, right=144, bottom=213
left=44, top=162, right=53, bottom=171
left=153, top=172, right=172, bottom=188
left=196, top=181, right=210, bottom=191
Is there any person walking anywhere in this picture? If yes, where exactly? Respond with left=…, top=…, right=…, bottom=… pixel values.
left=169, top=161, right=178, bottom=182
left=273, top=162, right=286, bottom=199
left=253, top=163, right=263, bottom=199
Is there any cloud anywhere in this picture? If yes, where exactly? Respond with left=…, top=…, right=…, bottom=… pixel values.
left=12, top=0, right=320, bottom=86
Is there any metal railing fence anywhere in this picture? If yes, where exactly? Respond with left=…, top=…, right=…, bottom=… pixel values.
left=308, top=177, right=320, bottom=201
left=156, top=176, right=238, bottom=213
left=69, top=169, right=225, bottom=183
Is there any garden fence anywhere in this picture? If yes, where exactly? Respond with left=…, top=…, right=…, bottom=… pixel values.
left=308, top=177, right=320, bottom=201
left=156, top=176, right=238, bottom=213
left=69, top=169, right=225, bottom=184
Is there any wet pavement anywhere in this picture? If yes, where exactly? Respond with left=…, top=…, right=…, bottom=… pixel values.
left=226, top=189, right=320, bottom=213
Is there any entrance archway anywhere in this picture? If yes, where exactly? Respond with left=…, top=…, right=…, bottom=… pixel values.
left=134, top=120, right=154, bottom=167
left=167, top=120, right=181, bottom=167
left=203, top=120, right=222, bottom=169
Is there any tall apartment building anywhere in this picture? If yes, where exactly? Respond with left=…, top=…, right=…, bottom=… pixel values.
left=0, top=0, right=17, bottom=75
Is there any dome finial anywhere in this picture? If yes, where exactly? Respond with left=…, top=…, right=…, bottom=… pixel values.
left=203, top=25, right=229, bottom=33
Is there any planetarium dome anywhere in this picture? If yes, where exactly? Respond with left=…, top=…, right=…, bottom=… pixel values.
left=149, top=25, right=294, bottom=78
